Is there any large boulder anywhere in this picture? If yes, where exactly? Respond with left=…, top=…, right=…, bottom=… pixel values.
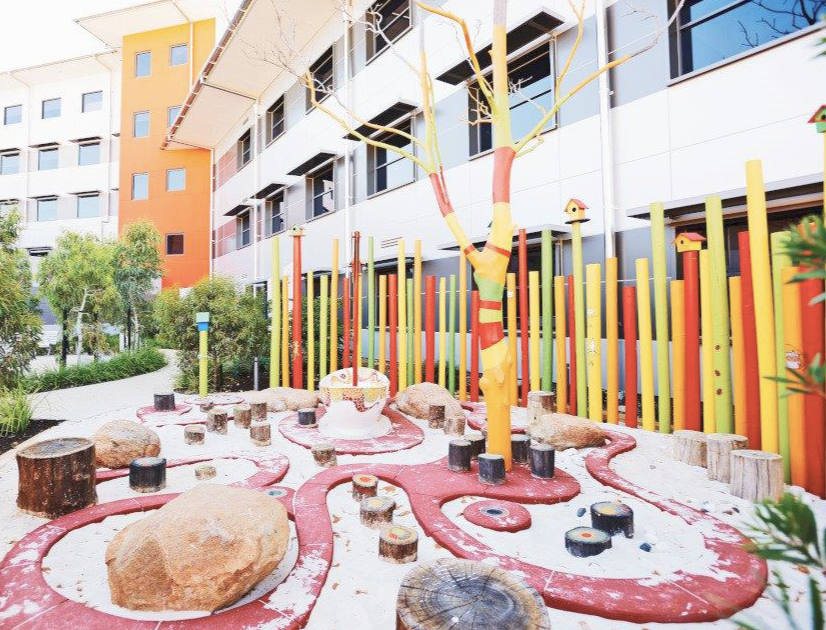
left=245, top=387, right=319, bottom=412
left=106, top=484, right=290, bottom=612
left=395, top=382, right=464, bottom=422
left=93, top=420, right=160, bottom=469
left=528, top=413, right=607, bottom=450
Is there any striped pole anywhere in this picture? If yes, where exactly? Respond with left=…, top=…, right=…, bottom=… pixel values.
left=388, top=274, right=398, bottom=396
left=730, top=277, right=747, bottom=435
left=738, top=231, right=762, bottom=448
left=567, top=275, right=578, bottom=415
left=458, top=252, right=468, bottom=401
left=586, top=263, right=602, bottom=422
left=671, top=280, right=685, bottom=431
left=800, top=274, right=826, bottom=498
left=636, top=258, right=655, bottom=431
left=782, top=266, right=806, bottom=487
left=529, top=270, right=541, bottom=392
left=414, top=240, right=422, bottom=383
left=606, top=258, right=619, bottom=424
left=448, top=274, right=457, bottom=395
left=307, top=271, right=314, bottom=390
left=470, top=290, right=480, bottom=402
left=771, top=231, right=790, bottom=478
left=554, top=276, right=567, bottom=413
left=571, top=222, right=587, bottom=415
left=269, top=236, right=280, bottom=387
left=541, top=230, right=553, bottom=390
left=281, top=275, right=289, bottom=388
left=518, top=229, right=529, bottom=406
left=650, top=202, right=671, bottom=432
left=699, top=251, right=715, bottom=432
left=330, top=239, right=339, bottom=373
left=342, top=276, right=351, bottom=369
left=506, top=273, right=518, bottom=406
left=367, top=237, right=375, bottom=368
left=439, top=276, right=447, bottom=388
left=397, top=240, right=407, bottom=391
left=378, top=275, right=387, bottom=374
left=682, top=249, right=702, bottom=431
left=623, top=285, right=638, bottom=428
left=425, top=276, right=436, bottom=382
left=320, top=274, right=328, bottom=380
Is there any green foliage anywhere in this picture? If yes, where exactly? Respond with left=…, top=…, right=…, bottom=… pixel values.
left=23, top=348, right=166, bottom=392
left=0, top=384, right=33, bottom=437
left=0, top=210, right=42, bottom=389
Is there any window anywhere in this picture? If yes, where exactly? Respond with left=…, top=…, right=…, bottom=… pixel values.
left=266, top=97, right=285, bottom=143
left=4, top=105, right=21, bottom=125
left=132, top=173, right=148, bottom=200
left=369, top=121, right=415, bottom=194
left=0, top=152, right=19, bottom=175
left=170, top=44, right=188, bottom=66
left=37, top=198, right=57, bottom=221
left=135, top=51, right=151, bottom=77
left=237, top=130, right=251, bottom=168
left=366, top=0, right=411, bottom=60
left=77, top=194, right=100, bottom=218
left=167, top=105, right=181, bottom=128
left=306, top=47, right=334, bottom=110
left=166, top=168, right=186, bottom=191
left=673, top=0, right=826, bottom=76
left=38, top=148, right=58, bottom=171
left=78, top=142, right=100, bottom=166
left=41, top=98, right=61, bottom=119
left=133, top=111, right=150, bottom=138
left=82, top=91, right=103, bottom=113
left=237, top=211, right=251, bottom=248
left=469, top=45, right=554, bottom=156
left=308, top=163, right=335, bottom=218
left=166, top=233, right=184, bottom=255
left=266, top=192, right=285, bottom=234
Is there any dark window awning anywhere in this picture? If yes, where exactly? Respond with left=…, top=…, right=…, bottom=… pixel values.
left=224, top=203, right=251, bottom=217
left=344, top=101, right=417, bottom=140
left=0, top=147, right=20, bottom=154
left=69, top=189, right=101, bottom=196
left=287, top=151, right=338, bottom=176
left=30, top=194, right=58, bottom=200
left=436, top=10, right=562, bottom=84
left=30, top=141, right=59, bottom=149
left=71, top=136, right=102, bottom=144
left=0, top=198, right=20, bottom=204
left=254, top=182, right=288, bottom=199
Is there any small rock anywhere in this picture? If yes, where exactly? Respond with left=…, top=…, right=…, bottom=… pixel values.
left=576, top=507, right=586, bottom=517
left=701, top=501, right=714, bottom=513
left=639, top=543, right=652, bottom=552
left=732, top=506, right=740, bottom=513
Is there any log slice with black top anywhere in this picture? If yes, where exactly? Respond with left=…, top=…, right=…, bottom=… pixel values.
left=590, top=501, right=634, bottom=538
left=129, top=456, right=166, bottom=493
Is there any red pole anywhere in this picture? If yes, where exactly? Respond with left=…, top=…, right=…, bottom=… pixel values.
left=622, top=285, right=638, bottom=428
left=470, top=290, right=480, bottom=402
left=737, top=231, right=761, bottom=448
left=425, top=276, right=436, bottom=383
left=518, top=229, right=529, bottom=406
left=682, top=249, right=701, bottom=432
left=800, top=274, right=825, bottom=498
left=292, top=231, right=303, bottom=389
left=567, top=275, right=577, bottom=415
left=352, top=232, right=361, bottom=385
left=388, top=274, right=398, bottom=397
left=342, top=276, right=351, bottom=369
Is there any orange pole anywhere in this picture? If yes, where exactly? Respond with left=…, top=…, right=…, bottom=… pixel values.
left=738, top=231, right=762, bottom=449
left=622, top=286, right=638, bottom=428
left=682, top=250, right=701, bottom=431
left=518, top=229, right=529, bottom=406
left=729, top=277, right=747, bottom=437
left=782, top=266, right=806, bottom=487
left=388, top=274, right=398, bottom=396
left=800, top=274, right=826, bottom=498
left=470, top=290, right=480, bottom=402
left=425, top=276, right=436, bottom=383
left=671, top=280, right=686, bottom=431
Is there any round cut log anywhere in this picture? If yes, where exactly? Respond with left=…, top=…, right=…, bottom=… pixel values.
left=352, top=473, right=378, bottom=501
left=706, top=433, right=748, bottom=482
left=360, top=495, right=395, bottom=529
left=379, top=525, right=418, bottom=563
left=93, top=420, right=161, bottom=469
left=153, top=392, right=176, bottom=411
left=565, top=526, right=612, bottom=557
left=244, top=387, right=319, bottom=411
left=673, top=430, right=708, bottom=467
left=527, top=390, right=554, bottom=421
left=184, top=424, right=205, bottom=445
left=233, top=405, right=252, bottom=429
left=129, top=457, right=166, bottom=493
left=730, top=450, right=784, bottom=502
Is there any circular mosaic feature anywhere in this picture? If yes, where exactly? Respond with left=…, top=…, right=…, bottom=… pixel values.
left=463, top=499, right=532, bottom=532
left=590, top=501, right=634, bottom=538
left=565, top=526, right=612, bottom=557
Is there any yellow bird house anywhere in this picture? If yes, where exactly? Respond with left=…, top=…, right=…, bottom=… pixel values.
left=673, top=232, right=706, bottom=253
left=563, top=198, right=589, bottom=224
left=290, top=226, right=305, bottom=237
left=808, top=105, right=826, bottom=133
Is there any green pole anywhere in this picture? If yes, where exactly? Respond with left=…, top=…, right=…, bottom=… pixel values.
left=269, top=237, right=280, bottom=387
left=367, top=237, right=375, bottom=368
left=320, top=274, right=328, bottom=380
left=407, top=277, right=414, bottom=384
left=650, top=202, right=672, bottom=433
left=448, top=273, right=456, bottom=395
left=541, top=229, right=553, bottom=391
left=770, top=231, right=791, bottom=481
left=705, top=196, right=732, bottom=433
left=571, top=221, right=587, bottom=415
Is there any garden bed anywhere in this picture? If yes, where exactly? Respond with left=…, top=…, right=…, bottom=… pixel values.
left=0, top=418, right=64, bottom=455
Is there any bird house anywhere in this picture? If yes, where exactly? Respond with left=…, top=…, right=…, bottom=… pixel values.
left=290, top=226, right=305, bottom=237
left=674, top=232, right=706, bottom=253
left=808, top=105, right=826, bottom=133
left=563, top=198, right=588, bottom=224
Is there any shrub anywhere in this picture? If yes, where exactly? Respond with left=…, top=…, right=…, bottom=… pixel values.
left=0, top=385, right=33, bottom=437
left=24, top=348, right=166, bottom=392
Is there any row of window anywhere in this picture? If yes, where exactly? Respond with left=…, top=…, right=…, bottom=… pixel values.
left=130, top=168, right=186, bottom=200
left=31, top=194, right=104, bottom=221
left=3, top=91, right=103, bottom=126
left=0, top=141, right=102, bottom=175
left=133, top=106, right=182, bottom=138
left=135, top=44, right=188, bottom=77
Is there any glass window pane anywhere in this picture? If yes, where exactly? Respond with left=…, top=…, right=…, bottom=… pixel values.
left=167, top=105, right=181, bottom=127
left=37, top=199, right=57, bottom=221
left=134, top=112, right=150, bottom=138
left=4, top=105, right=21, bottom=125
left=136, top=51, right=151, bottom=77
left=132, top=173, right=148, bottom=200
left=41, top=98, right=60, bottom=119
left=166, top=168, right=186, bottom=191
left=166, top=234, right=184, bottom=255
left=170, top=44, right=188, bottom=66
left=1, top=153, right=19, bottom=175
left=77, top=195, right=99, bottom=218
left=78, top=143, right=100, bottom=166
left=311, top=166, right=335, bottom=217
left=38, top=149, right=58, bottom=170
left=82, top=91, right=103, bottom=113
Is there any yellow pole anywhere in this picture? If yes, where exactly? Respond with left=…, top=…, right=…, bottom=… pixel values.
left=281, top=275, right=289, bottom=387
left=397, top=239, right=407, bottom=391
left=458, top=252, right=467, bottom=400
left=330, top=239, right=339, bottom=373
left=414, top=240, right=422, bottom=384
left=671, top=280, right=686, bottom=431
left=586, top=263, right=602, bottom=422
left=554, top=276, right=567, bottom=413
left=606, top=258, right=618, bottom=424
left=506, top=273, right=518, bottom=406
left=746, top=160, right=778, bottom=452
left=729, top=276, right=747, bottom=437
left=438, top=276, right=447, bottom=387
left=636, top=258, right=655, bottom=431
left=199, top=328, right=208, bottom=397
left=529, top=271, right=540, bottom=392
left=307, top=272, right=314, bottom=390
left=269, top=236, right=280, bottom=387
left=378, top=275, right=387, bottom=374
left=782, top=266, right=806, bottom=487
left=700, top=250, right=716, bottom=432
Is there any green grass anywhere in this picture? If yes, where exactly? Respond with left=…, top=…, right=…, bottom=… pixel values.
left=24, top=347, right=167, bottom=392
left=0, top=385, right=33, bottom=437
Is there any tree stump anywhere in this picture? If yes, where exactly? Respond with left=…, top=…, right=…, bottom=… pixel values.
left=195, top=464, right=216, bottom=480
left=250, top=422, right=271, bottom=446
left=730, top=450, right=784, bottom=502
left=565, top=527, right=612, bottom=557
left=206, top=410, right=228, bottom=435
left=129, top=456, right=166, bottom=493
left=428, top=404, right=445, bottom=429
left=443, top=415, right=465, bottom=437
left=199, top=401, right=214, bottom=413
left=352, top=473, right=378, bottom=501
left=590, top=501, right=634, bottom=538
left=673, top=430, right=707, bottom=467
left=361, top=495, right=395, bottom=529
left=250, top=401, right=268, bottom=422
left=153, top=392, right=176, bottom=412
left=233, top=404, right=252, bottom=429
left=396, top=558, right=551, bottom=630
left=466, top=434, right=485, bottom=460
left=16, top=437, right=97, bottom=518
left=529, top=443, right=555, bottom=478
left=298, top=408, right=317, bottom=426
left=184, top=424, right=205, bottom=445
left=511, top=435, right=530, bottom=464
left=527, top=390, right=554, bottom=421
left=706, top=433, right=749, bottom=482
left=478, top=454, right=505, bottom=485
left=448, top=439, right=471, bottom=472
left=379, top=525, right=418, bottom=563
left=311, top=442, right=337, bottom=467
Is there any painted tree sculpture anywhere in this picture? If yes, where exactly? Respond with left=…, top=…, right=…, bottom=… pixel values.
left=272, top=0, right=675, bottom=467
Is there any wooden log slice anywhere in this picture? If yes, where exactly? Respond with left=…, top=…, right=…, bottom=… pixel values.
left=250, top=422, right=272, bottom=446
left=511, top=434, right=531, bottom=464
left=706, top=433, right=749, bottom=482
left=427, top=404, right=446, bottom=429
left=352, top=473, right=379, bottom=501
left=730, top=450, right=784, bottom=502
left=129, top=456, right=166, bottom=493
left=673, top=430, right=707, bottom=467
left=565, top=527, right=612, bottom=557
left=311, top=442, right=337, bottom=467
left=529, top=443, right=555, bottom=479
left=153, top=392, right=176, bottom=412
left=466, top=434, right=486, bottom=460
left=590, top=501, right=634, bottom=538
left=360, top=495, right=395, bottom=529
left=448, top=439, right=471, bottom=472
left=250, top=401, right=268, bottom=422
left=527, top=390, right=554, bottom=421
left=444, top=415, right=466, bottom=437
left=199, top=401, right=214, bottom=413
left=298, top=408, right=317, bottom=426
left=16, top=437, right=97, bottom=518
left=379, top=525, right=418, bottom=563
left=396, top=558, right=551, bottom=630
left=233, top=404, right=252, bottom=429
left=184, top=424, right=205, bottom=445
left=206, top=409, right=228, bottom=435
left=478, top=454, right=505, bottom=485
left=195, top=464, right=216, bottom=480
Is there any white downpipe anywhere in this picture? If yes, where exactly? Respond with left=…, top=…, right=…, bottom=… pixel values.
left=342, top=1, right=353, bottom=273
left=595, top=0, right=616, bottom=259
left=209, top=147, right=215, bottom=278
left=252, top=101, right=260, bottom=283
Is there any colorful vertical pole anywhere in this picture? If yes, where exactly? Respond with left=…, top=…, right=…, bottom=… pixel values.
left=388, top=274, right=398, bottom=396
left=681, top=246, right=702, bottom=431
left=414, top=240, right=422, bottom=384
left=269, top=237, right=280, bottom=387
left=330, top=239, right=339, bottom=373
left=281, top=275, right=289, bottom=388
left=291, top=228, right=304, bottom=389
left=554, top=276, right=567, bottom=413
left=307, top=271, right=315, bottom=390
left=439, top=276, right=447, bottom=388
left=800, top=274, right=826, bottom=498
left=567, top=275, right=578, bottom=416
left=397, top=240, right=407, bottom=391
left=729, top=277, right=747, bottom=436
left=541, top=230, right=553, bottom=390
left=518, top=229, right=529, bottom=406
left=671, top=280, right=686, bottom=431
left=378, top=275, right=387, bottom=374
left=586, top=263, right=602, bottom=422
left=342, top=276, right=351, bottom=369
left=425, top=276, right=436, bottom=383
left=636, top=258, right=655, bottom=431
left=448, top=274, right=457, bottom=395
left=699, top=251, right=715, bottom=432
left=782, top=266, right=806, bottom=487
left=606, top=258, right=618, bottom=424
left=623, top=286, right=638, bottom=428
left=406, top=278, right=414, bottom=384
left=571, top=222, right=587, bottom=415
left=458, top=252, right=468, bottom=401
left=529, top=270, right=541, bottom=392
left=746, top=160, right=778, bottom=453
left=352, top=231, right=361, bottom=383
left=470, top=290, right=480, bottom=402
left=367, top=236, right=375, bottom=369
left=738, top=231, right=762, bottom=448
left=320, top=274, right=328, bottom=380
left=771, top=231, right=790, bottom=478
left=506, top=273, right=518, bottom=406
left=196, top=312, right=209, bottom=397
left=649, top=202, right=671, bottom=433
